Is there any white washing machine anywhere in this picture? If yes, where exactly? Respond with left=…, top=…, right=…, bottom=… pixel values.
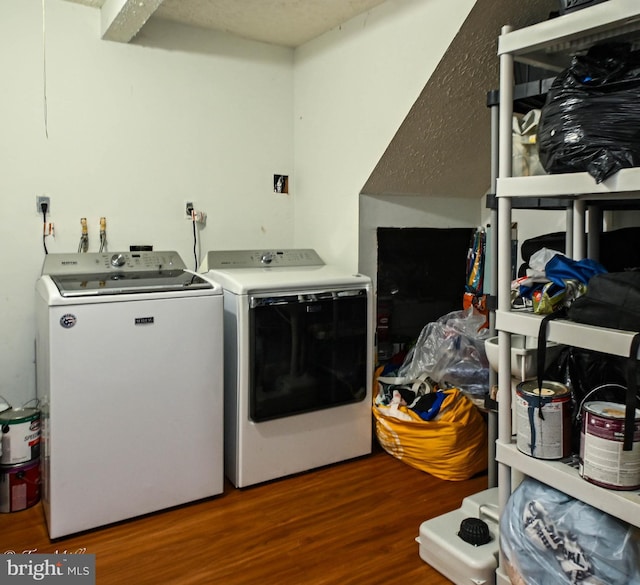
left=35, top=251, right=224, bottom=538
left=203, top=249, right=373, bottom=488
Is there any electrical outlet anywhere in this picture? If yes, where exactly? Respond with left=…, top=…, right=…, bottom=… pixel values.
left=37, top=195, right=51, bottom=214
left=185, top=201, right=194, bottom=219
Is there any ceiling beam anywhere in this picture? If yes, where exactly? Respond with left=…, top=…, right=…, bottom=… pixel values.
left=101, top=0, right=164, bottom=43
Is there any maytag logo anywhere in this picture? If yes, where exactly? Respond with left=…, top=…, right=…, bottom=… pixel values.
left=60, top=261, right=78, bottom=265
left=2, top=554, right=95, bottom=583
left=60, top=314, right=76, bottom=329
left=134, top=317, right=154, bottom=325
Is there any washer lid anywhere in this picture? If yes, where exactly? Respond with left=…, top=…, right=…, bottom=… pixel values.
left=41, top=251, right=213, bottom=297
left=50, top=270, right=212, bottom=297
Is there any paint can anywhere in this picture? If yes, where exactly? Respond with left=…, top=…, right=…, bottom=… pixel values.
left=0, top=408, right=41, bottom=465
left=579, top=401, right=640, bottom=490
left=0, top=402, right=10, bottom=459
left=516, top=380, right=571, bottom=460
left=0, top=458, right=41, bottom=513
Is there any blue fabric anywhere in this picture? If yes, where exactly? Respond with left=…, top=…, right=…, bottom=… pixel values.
left=544, top=254, right=606, bottom=288
left=412, top=391, right=446, bottom=421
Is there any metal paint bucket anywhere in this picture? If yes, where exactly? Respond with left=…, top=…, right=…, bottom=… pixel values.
left=0, top=458, right=41, bottom=513
left=0, top=402, right=10, bottom=459
left=516, top=380, right=571, bottom=460
left=0, top=408, right=41, bottom=465
left=579, top=401, right=640, bottom=490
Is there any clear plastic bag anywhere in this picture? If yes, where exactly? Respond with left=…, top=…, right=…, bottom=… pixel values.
left=501, top=478, right=640, bottom=585
left=537, top=42, right=640, bottom=183
left=513, top=109, right=546, bottom=177
left=396, top=307, right=490, bottom=395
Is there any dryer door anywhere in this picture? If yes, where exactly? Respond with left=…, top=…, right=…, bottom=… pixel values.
left=248, top=288, right=368, bottom=422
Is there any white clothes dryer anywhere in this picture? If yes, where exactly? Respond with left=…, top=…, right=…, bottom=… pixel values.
left=203, top=249, right=373, bottom=488
left=36, top=251, right=224, bottom=538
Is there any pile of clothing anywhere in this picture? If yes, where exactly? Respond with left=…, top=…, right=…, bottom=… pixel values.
left=511, top=248, right=606, bottom=314
left=375, top=373, right=447, bottom=422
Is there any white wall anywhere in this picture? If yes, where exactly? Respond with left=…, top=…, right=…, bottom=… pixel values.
left=0, top=0, right=507, bottom=408
left=0, top=0, right=295, bottom=407
left=511, top=208, right=567, bottom=267
left=293, top=0, right=476, bottom=272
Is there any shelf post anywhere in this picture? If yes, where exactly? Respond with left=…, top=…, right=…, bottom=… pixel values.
left=565, top=206, right=574, bottom=256
left=587, top=204, right=602, bottom=261
left=572, top=199, right=586, bottom=259
left=497, top=24, right=514, bottom=517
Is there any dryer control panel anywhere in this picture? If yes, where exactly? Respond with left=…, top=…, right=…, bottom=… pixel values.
left=204, top=249, right=324, bottom=269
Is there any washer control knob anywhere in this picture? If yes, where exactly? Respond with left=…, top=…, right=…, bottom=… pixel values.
left=111, top=253, right=126, bottom=267
left=261, top=252, right=274, bottom=265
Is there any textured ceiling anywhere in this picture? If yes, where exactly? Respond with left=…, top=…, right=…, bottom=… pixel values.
left=64, top=0, right=387, bottom=47
left=361, top=0, right=557, bottom=198
left=155, top=0, right=388, bottom=47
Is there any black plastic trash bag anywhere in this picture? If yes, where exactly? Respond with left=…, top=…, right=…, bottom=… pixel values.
left=537, top=42, right=640, bottom=183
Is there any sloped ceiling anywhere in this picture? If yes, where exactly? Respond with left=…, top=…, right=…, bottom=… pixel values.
left=361, top=0, right=557, bottom=198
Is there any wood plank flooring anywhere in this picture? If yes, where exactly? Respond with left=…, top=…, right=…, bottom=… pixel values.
left=0, top=446, right=488, bottom=584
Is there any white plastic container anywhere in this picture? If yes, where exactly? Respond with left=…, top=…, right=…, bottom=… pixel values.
left=485, top=334, right=563, bottom=380
left=417, top=488, right=499, bottom=585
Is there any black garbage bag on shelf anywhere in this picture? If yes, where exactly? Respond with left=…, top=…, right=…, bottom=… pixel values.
left=537, top=42, right=640, bottom=183
left=543, top=345, right=636, bottom=453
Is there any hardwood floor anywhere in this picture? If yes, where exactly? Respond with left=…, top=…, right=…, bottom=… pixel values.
left=0, top=446, right=488, bottom=584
